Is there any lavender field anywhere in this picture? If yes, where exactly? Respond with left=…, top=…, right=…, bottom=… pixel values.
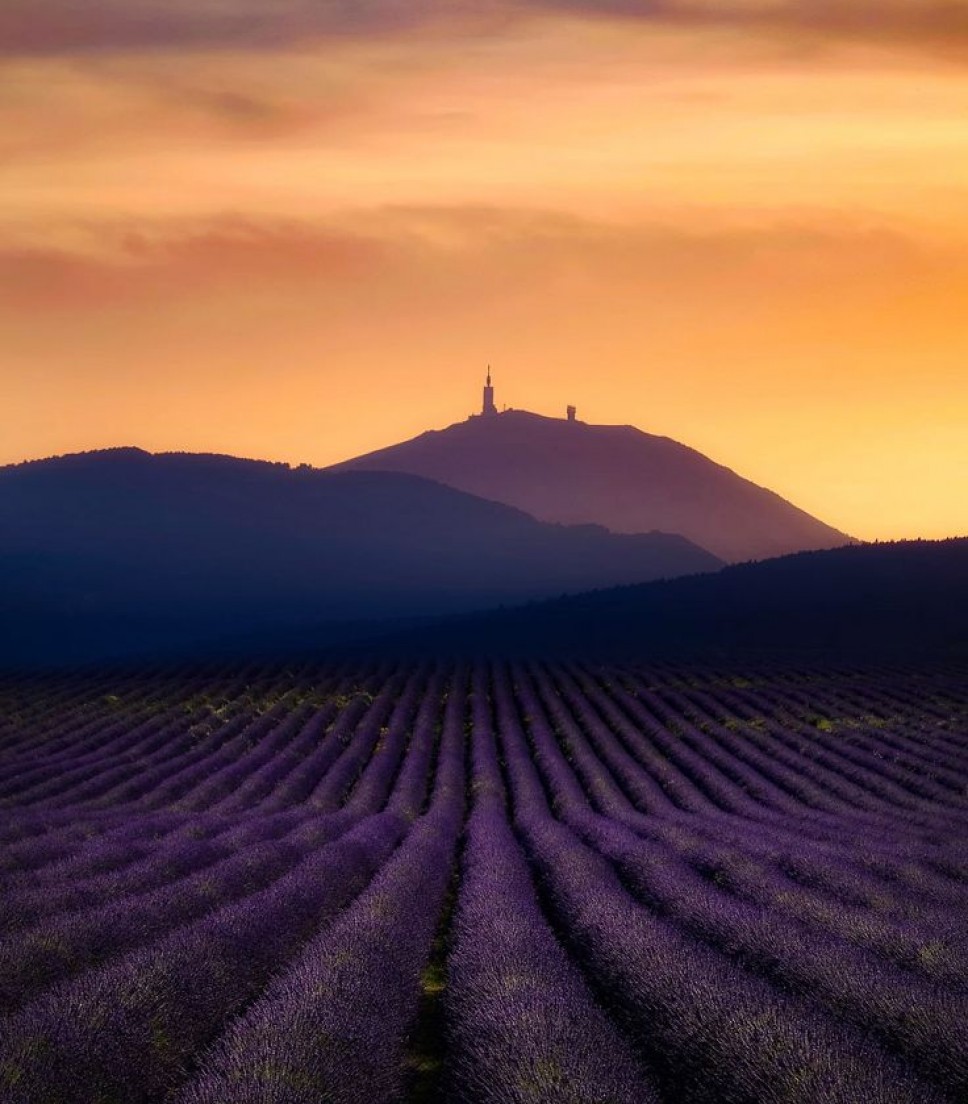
left=1, top=659, right=967, bottom=1103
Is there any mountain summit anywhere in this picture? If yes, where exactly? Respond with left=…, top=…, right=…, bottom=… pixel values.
left=332, top=396, right=850, bottom=563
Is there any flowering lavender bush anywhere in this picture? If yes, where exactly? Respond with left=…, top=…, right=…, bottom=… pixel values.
left=0, top=658, right=965, bottom=1102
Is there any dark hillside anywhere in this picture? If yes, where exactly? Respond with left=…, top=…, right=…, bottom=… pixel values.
left=0, top=448, right=720, bottom=666
left=381, top=538, right=968, bottom=661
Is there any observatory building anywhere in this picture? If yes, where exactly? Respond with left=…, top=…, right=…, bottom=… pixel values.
left=477, top=369, right=576, bottom=422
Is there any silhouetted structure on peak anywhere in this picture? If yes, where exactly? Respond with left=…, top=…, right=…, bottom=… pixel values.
left=482, top=368, right=497, bottom=417
left=477, top=371, right=577, bottom=423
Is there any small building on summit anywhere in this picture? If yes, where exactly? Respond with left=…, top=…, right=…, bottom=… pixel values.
left=475, top=370, right=578, bottom=422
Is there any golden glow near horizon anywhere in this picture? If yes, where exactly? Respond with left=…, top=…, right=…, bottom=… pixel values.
left=2, top=8, right=967, bottom=541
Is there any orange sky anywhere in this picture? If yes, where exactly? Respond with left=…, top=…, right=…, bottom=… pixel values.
left=2, top=3, right=967, bottom=541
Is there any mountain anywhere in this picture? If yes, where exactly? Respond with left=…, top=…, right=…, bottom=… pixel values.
left=379, top=538, right=968, bottom=661
left=0, top=448, right=720, bottom=666
left=330, top=409, right=849, bottom=563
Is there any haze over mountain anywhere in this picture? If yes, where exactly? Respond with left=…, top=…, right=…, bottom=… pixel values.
left=331, top=402, right=850, bottom=563
left=0, top=447, right=720, bottom=666
left=382, top=538, right=968, bottom=661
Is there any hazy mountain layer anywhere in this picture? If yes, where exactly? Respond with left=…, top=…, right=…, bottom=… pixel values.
left=0, top=448, right=720, bottom=665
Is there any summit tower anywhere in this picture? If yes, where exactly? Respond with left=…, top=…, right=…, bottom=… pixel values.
left=482, top=368, right=497, bottom=417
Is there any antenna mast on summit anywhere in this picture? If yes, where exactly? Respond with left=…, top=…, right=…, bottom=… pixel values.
left=482, top=366, right=497, bottom=416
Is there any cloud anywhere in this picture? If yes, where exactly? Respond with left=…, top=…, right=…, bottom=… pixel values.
left=2, top=1, right=968, bottom=58
left=0, top=205, right=950, bottom=315
left=0, top=217, right=388, bottom=309
left=0, top=1, right=462, bottom=57
left=519, top=2, right=968, bottom=62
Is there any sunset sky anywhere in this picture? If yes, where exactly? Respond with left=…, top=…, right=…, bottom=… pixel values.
left=2, top=1, right=967, bottom=541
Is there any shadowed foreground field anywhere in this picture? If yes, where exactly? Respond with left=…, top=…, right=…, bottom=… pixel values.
left=1, top=659, right=966, bottom=1103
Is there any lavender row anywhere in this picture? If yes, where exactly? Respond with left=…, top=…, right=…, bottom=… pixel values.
left=176, top=666, right=465, bottom=1103
left=490, top=668, right=947, bottom=1104
left=0, top=812, right=409, bottom=1104
left=444, top=670, right=660, bottom=1103
left=518, top=666, right=968, bottom=988
left=543, top=665, right=968, bottom=902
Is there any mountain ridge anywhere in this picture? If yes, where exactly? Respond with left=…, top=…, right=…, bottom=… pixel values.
left=331, top=408, right=850, bottom=563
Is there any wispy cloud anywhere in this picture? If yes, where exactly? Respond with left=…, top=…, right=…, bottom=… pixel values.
left=0, top=216, right=387, bottom=308
left=0, top=1, right=459, bottom=57
left=0, top=205, right=945, bottom=312
left=3, top=1, right=968, bottom=57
